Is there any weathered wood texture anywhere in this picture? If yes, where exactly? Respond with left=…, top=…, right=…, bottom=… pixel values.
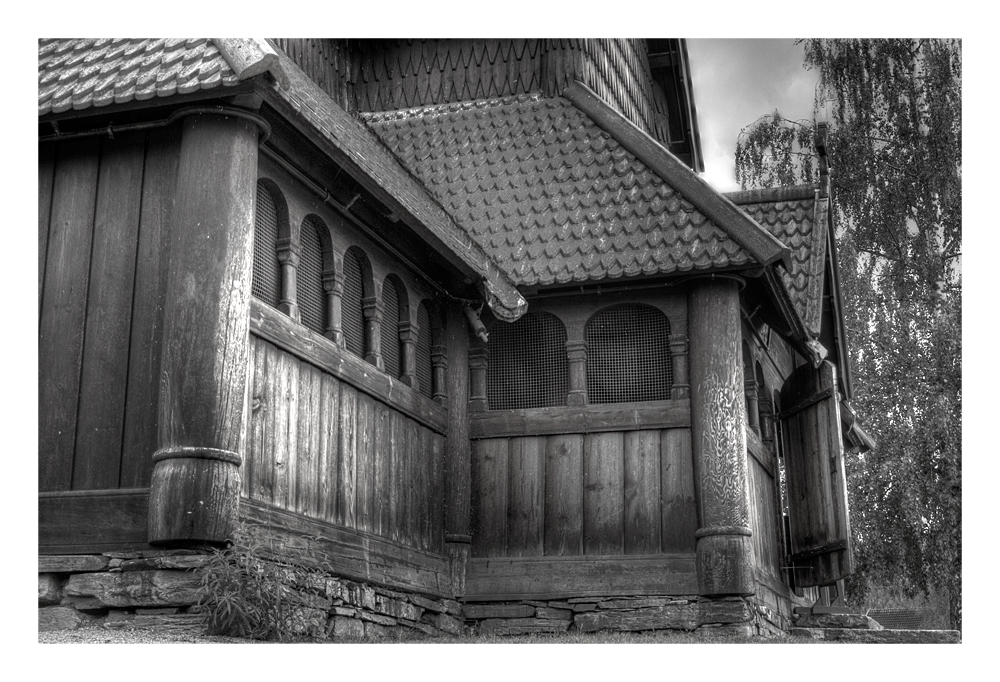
left=780, top=361, right=853, bottom=587
left=465, top=554, right=698, bottom=601
left=687, top=278, right=755, bottom=596
left=470, top=427, right=696, bottom=559
left=241, top=499, right=451, bottom=597
left=39, top=132, right=181, bottom=494
left=246, top=334, right=445, bottom=552
left=39, top=490, right=150, bottom=554
left=468, top=399, right=689, bottom=439
left=747, top=452, right=783, bottom=581
left=149, top=112, right=259, bottom=545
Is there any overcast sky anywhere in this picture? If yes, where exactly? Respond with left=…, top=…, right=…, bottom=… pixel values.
left=686, top=39, right=819, bottom=193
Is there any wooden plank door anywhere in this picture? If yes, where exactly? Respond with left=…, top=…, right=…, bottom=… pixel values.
left=779, top=361, right=853, bottom=588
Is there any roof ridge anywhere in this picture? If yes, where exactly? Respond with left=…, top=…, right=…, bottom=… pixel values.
left=362, top=92, right=544, bottom=123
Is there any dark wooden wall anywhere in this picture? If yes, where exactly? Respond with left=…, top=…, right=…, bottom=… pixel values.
left=244, top=331, right=445, bottom=553
left=39, top=129, right=180, bottom=493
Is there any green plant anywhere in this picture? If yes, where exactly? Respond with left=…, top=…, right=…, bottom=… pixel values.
left=198, top=524, right=326, bottom=642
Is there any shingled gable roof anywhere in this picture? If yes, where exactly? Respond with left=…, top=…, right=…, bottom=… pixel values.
left=364, top=82, right=792, bottom=290
left=727, top=185, right=829, bottom=339
left=38, top=38, right=526, bottom=321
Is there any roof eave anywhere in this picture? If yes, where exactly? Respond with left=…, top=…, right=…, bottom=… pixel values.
left=563, top=81, right=793, bottom=272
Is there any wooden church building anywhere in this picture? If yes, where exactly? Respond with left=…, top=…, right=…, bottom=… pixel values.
left=38, top=38, right=872, bottom=637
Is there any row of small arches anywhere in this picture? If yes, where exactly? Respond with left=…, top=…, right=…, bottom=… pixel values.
left=252, top=179, right=435, bottom=398
left=486, top=304, right=674, bottom=410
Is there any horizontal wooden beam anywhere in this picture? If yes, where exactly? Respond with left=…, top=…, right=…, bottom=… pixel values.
left=465, top=554, right=698, bottom=601
left=39, top=489, right=150, bottom=554
left=241, top=499, right=452, bottom=598
left=469, top=400, right=690, bottom=440
left=250, top=298, right=447, bottom=434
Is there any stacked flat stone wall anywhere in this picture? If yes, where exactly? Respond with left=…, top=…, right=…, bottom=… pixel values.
left=38, top=551, right=466, bottom=640
left=462, top=596, right=765, bottom=638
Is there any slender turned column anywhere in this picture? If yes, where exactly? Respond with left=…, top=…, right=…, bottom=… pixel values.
left=687, top=276, right=755, bottom=596
left=399, top=320, right=418, bottom=387
left=565, top=340, right=588, bottom=406
left=670, top=334, right=690, bottom=399
left=745, top=377, right=761, bottom=437
left=362, top=294, right=384, bottom=370
left=322, top=260, right=344, bottom=346
left=468, top=344, right=489, bottom=412
left=431, top=343, right=448, bottom=407
left=276, top=237, right=300, bottom=321
left=148, top=108, right=264, bottom=546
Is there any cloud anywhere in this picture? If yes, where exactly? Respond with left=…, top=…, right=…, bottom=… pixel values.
left=688, top=39, right=818, bottom=191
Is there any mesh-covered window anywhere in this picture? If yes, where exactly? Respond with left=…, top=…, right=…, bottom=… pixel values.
left=415, top=301, right=433, bottom=398
left=298, top=217, right=326, bottom=333
left=487, top=312, right=568, bottom=410
left=342, top=249, right=365, bottom=357
left=586, top=304, right=672, bottom=404
left=252, top=181, right=280, bottom=306
left=381, top=277, right=402, bottom=378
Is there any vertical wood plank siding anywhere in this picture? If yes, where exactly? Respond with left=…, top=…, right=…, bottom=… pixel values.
left=39, top=133, right=180, bottom=493
left=748, top=455, right=782, bottom=580
left=471, top=427, right=697, bottom=558
left=244, top=335, right=444, bottom=552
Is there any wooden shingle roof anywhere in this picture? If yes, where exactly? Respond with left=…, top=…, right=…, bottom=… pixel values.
left=365, top=87, right=790, bottom=289
left=38, top=39, right=243, bottom=115
left=728, top=185, right=829, bottom=339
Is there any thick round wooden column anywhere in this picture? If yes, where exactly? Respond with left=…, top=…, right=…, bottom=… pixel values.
left=148, top=109, right=263, bottom=546
left=687, top=276, right=755, bottom=596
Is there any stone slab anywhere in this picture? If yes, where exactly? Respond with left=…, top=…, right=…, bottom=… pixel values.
left=794, top=612, right=883, bottom=630
left=64, top=570, right=202, bottom=608
left=39, top=574, right=63, bottom=605
left=575, top=604, right=698, bottom=633
left=479, top=618, right=571, bottom=635
left=39, top=606, right=98, bottom=631
left=789, top=628, right=961, bottom=643
left=464, top=604, right=535, bottom=619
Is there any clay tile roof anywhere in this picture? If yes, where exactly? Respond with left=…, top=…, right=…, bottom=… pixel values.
left=38, top=38, right=242, bottom=116
left=365, top=93, right=757, bottom=288
left=727, top=185, right=828, bottom=338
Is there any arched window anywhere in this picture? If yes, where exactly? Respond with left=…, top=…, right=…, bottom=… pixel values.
left=381, top=276, right=405, bottom=379
left=342, top=248, right=366, bottom=358
left=487, top=312, right=568, bottom=410
left=252, top=180, right=281, bottom=307
left=415, top=300, right=434, bottom=399
left=298, top=216, right=327, bottom=334
left=585, top=304, right=672, bottom=404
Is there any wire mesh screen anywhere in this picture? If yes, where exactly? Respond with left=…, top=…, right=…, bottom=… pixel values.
left=487, top=312, right=568, bottom=410
left=252, top=182, right=280, bottom=306
left=381, top=278, right=401, bottom=378
left=416, top=301, right=433, bottom=398
left=342, top=249, right=365, bottom=357
left=298, top=217, right=326, bottom=333
left=586, top=304, right=672, bottom=404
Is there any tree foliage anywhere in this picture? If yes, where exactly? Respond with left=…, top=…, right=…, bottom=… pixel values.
left=735, top=39, right=962, bottom=629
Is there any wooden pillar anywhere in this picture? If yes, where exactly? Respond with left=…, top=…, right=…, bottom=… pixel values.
left=431, top=344, right=449, bottom=407
left=443, top=302, right=471, bottom=596
left=399, top=320, right=418, bottom=387
left=687, top=276, right=755, bottom=596
left=468, top=344, right=489, bottom=413
left=565, top=340, right=588, bottom=406
left=322, top=258, right=344, bottom=346
left=148, top=108, right=265, bottom=546
left=670, top=333, right=690, bottom=399
left=276, top=236, right=300, bottom=321
left=362, top=293, right=384, bottom=370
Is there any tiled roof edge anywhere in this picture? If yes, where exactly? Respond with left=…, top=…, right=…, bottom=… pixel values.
left=362, top=92, right=543, bottom=121
left=562, top=80, right=793, bottom=272
left=214, top=39, right=288, bottom=87
left=260, top=45, right=527, bottom=321
left=725, top=184, right=819, bottom=205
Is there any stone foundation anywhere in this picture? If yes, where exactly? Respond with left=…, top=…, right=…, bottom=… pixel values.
left=462, top=596, right=762, bottom=638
